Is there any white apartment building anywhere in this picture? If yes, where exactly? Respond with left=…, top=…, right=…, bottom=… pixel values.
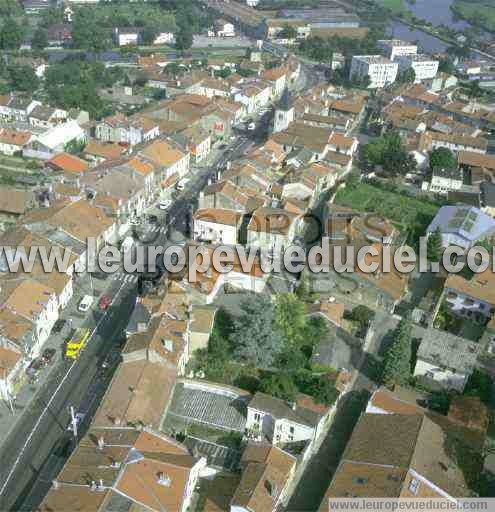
left=246, top=0, right=260, bottom=6
left=377, top=39, right=418, bottom=61
left=349, top=55, right=398, bottom=89
left=397, top=54, right=439, bottom=83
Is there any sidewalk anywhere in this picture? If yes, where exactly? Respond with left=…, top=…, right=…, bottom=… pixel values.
left=0, top=271, right=114, bottom=448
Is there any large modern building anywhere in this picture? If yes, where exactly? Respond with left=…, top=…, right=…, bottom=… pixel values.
left=349, top=55, right=398, bottom=89
left=397, top=54, right=439, bottom=82
left=377, top=39, right=418, bottom=61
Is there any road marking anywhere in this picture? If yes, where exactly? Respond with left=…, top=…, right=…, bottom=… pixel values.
left=0, top=281, right=127, bottom=498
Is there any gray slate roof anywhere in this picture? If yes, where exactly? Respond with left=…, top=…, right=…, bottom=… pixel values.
left=417, top=329, right=480, bottom=373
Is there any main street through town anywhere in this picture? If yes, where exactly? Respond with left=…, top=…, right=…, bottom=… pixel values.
left=0, top=46, right=322, bottom=510
left=0, top=130, right=255, bottom=511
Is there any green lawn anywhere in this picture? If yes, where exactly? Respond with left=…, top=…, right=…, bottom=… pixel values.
left=452, top=1, right=495, bottom=33
left=334, top=183, right=440, bottom=237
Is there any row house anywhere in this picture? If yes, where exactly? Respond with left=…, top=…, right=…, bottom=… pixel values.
left=95, top=113, right=160, bottom=146
left=172, top=125, right=211, bottom=164
left=0, top=94, right=40, bottom=122
left=234, top=81, right=272, bottom=115
left=39, top=427, right=205, bottom=512
left=29, top=105, right=68, bottom=129
left=0, top=129, right=32, bottom=156
left=443, top=268, right=495, bottom=324
left=193, top=208, right=243, bottom=245
left=318, top=412, right=469, bottom=510
left=427, top=131, right=488, bottom=154
left=231, top=444, right=297, bottom=512
left=199, top=179, right=266, bottom=213
left=262, top=66, right=288, bottom=99
left=246, top=206, right=300, bottom=257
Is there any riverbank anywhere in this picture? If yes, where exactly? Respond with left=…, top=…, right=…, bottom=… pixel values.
left=450, top=1, right=495, bottom=34
left=391, top=16, right=495, bottom=61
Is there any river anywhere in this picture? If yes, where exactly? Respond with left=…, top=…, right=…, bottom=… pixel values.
left=386, top=0, right=484, bottom=54
left=404, top=0, right=470, bottom=30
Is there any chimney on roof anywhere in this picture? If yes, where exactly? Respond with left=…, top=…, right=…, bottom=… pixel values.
left=113, top=416, right=122, bottom=426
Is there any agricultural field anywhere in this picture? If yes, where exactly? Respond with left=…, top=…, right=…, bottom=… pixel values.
left=451, top=1, right=495, bottom=33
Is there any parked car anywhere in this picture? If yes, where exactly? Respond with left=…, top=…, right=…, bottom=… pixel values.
left=78, top=295, right=94, bottom=313
left=41, top=348, right=56, bottom=365
left=26, top=358, right=44, bottom=376
left=52, top=319, right=67, bottom=334
left=98, top=295, right=111, bottom=311
left=66, top=412, right=86, bottom=432
left=158, top=199, right=172, bottom=210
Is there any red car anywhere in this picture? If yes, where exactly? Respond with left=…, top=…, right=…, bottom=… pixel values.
left=99, top=295, right=112, bottom=310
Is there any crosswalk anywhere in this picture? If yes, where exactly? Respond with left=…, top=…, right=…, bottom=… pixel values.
left=110, top=272, right=139, bottom=284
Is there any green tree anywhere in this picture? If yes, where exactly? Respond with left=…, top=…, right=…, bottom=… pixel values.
left=350, top=305, right=375, bottom=332
left=260, top=373, right=298, bottom=401
left=275, top=293, right=307, bottom=346
left=175, top=24, right=193, bottom=51
left=142, top=25, right=158, bottom=46
left=381, top=316, right=413, bottom=388
left=31, top=27, right=48, bottom=50
left=309, top=376, right=339, bottom=406
left=231, top=296, right=283, bottom=368
left=427, top=227, right=443, bottom=262
left=397, top=67, right=416, bottom=84
left=429, top=147, right=457, bottom=171
left=0, top=18, right=24, bottom=50
left=438, top=58, right=456, bottom=75
left=7, top=65, right=38, bottom=93
left=72, top=9, right=108, bottom=52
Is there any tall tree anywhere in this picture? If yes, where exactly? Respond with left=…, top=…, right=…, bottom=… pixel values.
left=381, top=316, right=413, bottom=388
left=231, top=295, right=283, bottom=368
left=7, top=65, right=38, bottom=93
left=0, top=18, right=24, bottom=50
left=175, top=24, right=193, bottom=51
left=427, top=227, right=443, bottom=262
left=31, top=27, right=48, bottom=50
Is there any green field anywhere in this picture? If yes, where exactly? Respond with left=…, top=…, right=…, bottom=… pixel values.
left=378, top=0, right=407, bottom=14
left=334, top=182, right=440, bottom=237
left=451, top=1, right=495, bottom=33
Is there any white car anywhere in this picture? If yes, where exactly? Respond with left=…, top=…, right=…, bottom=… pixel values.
left=78, top=295, right=94, bottom=313
left=158, top=199, right=172, bottom=210
left=247, top=122, right=256, bottom=131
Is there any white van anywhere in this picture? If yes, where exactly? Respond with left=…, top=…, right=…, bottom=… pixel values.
left=78, top=295, right=94, bottom=313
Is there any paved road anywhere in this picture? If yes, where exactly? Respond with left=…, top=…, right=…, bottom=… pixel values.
left=0, top=277, right=136, bottom=511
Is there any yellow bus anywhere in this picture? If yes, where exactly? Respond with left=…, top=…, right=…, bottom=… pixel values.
left=65, top=328, right=91, bottom=360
